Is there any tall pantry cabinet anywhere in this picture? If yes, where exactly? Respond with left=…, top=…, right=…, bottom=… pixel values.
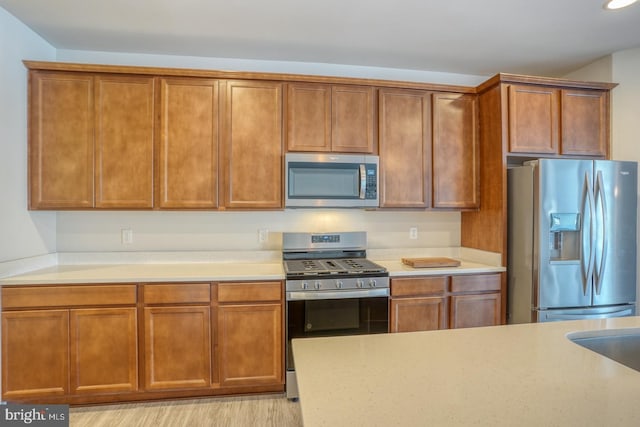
left=461, top=74, right=616, bottom=322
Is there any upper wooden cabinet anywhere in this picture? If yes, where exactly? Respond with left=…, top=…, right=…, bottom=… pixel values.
left=378, top=88, right=431, bottom=208
left=561, top=89, right=608, bottom=157
left=432, top=93, right=479, bottom=209
left=378, top=89, right=478, bottom=209
left=286, top=83, right=331, bottom=152
left=507, top=84, right=559, bottom=154
left=157, top=78, right=219, bottom=208
left=94, top=75, right=155, bottom=208
left=286, top=83, right=375, bottom=153
left=29, top=71, right=155, bottom=209
left=507, top=83, right=610, bottom=157
left=222, top=80, right=283, bottom=209
left=29, top=71, right=95, bottom=209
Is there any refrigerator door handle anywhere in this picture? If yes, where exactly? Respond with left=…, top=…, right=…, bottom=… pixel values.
left=580, top=171, right=595, bottom=296
left=594, top=171, right=607, bottom=295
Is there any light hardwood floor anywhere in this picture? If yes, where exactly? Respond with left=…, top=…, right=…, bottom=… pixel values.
left=69, top=394, right=302, bottom=427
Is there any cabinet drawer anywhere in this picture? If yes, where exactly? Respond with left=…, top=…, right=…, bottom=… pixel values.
left=2, top=285, right=136, bottom=309
left=217, top=282, right=282, bottom=303
left=142, top=283, right=210, bottom=304
left=450, top=274, right=501, bottom=293
left=391, top=277, right=447, bottom=297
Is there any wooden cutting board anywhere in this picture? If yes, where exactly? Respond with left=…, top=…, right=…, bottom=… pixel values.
left=401, top=257, right=461, bottom=268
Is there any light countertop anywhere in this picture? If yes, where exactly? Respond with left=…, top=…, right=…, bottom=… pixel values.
left=0, top=250, right=504, bottom=285
left=375, top=259, right=504, bottom=276
left=0, top=262, right=285, bottom=285
left=292, top=317, right=640, bottom=427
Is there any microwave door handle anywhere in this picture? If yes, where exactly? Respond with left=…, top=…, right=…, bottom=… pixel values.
left=359, top=164, right=366, bottom=199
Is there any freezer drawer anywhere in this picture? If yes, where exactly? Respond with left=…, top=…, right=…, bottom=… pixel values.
left=536, top=305, right=635, bottom=322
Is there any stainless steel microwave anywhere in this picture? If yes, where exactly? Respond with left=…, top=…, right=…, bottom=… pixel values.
left=285, top=153, right=379, bottom=208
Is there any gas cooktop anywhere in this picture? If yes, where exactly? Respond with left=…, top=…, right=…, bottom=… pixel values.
left=282, top=231, right=388, bottom=279
left=284, top=258, right=387, bottom=277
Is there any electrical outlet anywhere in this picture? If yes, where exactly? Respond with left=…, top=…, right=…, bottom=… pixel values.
left=258, top=228, right=269, bottom=243
left=409, top=227, right=418, bottom=240
left=121, top=228, right=133, bottom=244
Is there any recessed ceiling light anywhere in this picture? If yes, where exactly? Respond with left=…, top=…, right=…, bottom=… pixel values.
left=604, top=0, right=638, bottom=9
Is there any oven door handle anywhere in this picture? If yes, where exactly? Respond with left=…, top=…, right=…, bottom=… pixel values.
left=287, top=288, right=389, bottom=300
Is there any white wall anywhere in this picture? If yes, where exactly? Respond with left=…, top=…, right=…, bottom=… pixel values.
left=56, top=210, right=461, bottom=252
left=611, top=48, right=640, bottom=163
left=56, top=49, right=486, bottom=86
left=563, top=55, right=613, bottom=82
left=0, top=7, right=57, bottom=263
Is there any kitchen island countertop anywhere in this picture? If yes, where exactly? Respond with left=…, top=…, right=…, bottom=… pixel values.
left=293, top=316, right=640, bottom=427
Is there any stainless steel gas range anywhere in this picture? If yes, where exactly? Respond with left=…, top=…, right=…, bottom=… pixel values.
left=283, top=231, right=389, bottom=399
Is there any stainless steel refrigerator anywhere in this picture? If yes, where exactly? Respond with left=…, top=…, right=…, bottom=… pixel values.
left=508, top=159, right=637, bottom=323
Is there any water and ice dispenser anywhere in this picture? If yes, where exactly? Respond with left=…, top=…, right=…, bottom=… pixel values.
left=549, top=213, right=581, bottom=261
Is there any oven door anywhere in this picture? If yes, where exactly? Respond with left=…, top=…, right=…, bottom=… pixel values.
left=285, top=289, right=389, bottom=396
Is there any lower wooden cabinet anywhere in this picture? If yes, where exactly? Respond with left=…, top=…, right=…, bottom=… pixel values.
left=390, top=273, right=502, bottom=333
left=2, top=281, right=285, bottom=404
left=391, top=297, right=447, bottom=332
left=143, top=306, right=212, bottom=390
left=70, top=308, right=138, bottom=394
left=390, top=276, right=447, bottom=332
left=449, top=293, right=501, bottom=329
left=217, top=282, right=284, bottom=388
left=141, top=283, right=212, bottom=391
left=2, top=310, right=69, bottom=399
left=1, top=285, right=138, bottom=402
left=448, top=274, right=501, bottom=329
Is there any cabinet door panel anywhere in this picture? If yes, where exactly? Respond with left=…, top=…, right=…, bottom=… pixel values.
left=450, top=293, right=501, bottom=329
left=95, top=75, right=155, bottom=208
left=144, top=306, right=211, bottom=390
left=223, top=81, right=283, bottom=208
left=70, top=308, right=137, bottom=394
left=331, top=86, right=375, bottom=153
left=508, top=85, right=559, bottom=154
left=390, top=297, right=446, bottom=332
left=29, top=71, right=94, bottom=208
left=433, top=93, right=479, bottom=208
left=287, top=83, right=331, bottom=152
left=218, top=303, right=283, bottom=387
left=158, top=78, right=219, bottom=208
left=2, top=310, right=69, bottom=399
left=378, top=89, right=430, bottom=208
left=561, top=89, right=608, bottom=157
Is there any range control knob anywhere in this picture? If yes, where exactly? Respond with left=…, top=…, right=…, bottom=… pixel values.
left=336, top=280, right=343, bottom=289
left=356, top=279, right=364, bottom=288
left=314, top=281, right=321, bottom=290
left=369, top=279, right=377, bottom=288
left=301, top=282, right=309, bottom=290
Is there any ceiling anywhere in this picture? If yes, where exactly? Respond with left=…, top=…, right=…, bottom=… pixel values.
left=2, top=0, right=640, bottom=77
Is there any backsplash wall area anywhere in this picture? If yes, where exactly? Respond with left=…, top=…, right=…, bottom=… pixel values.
left=56, top=210, right=460, bottom=253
